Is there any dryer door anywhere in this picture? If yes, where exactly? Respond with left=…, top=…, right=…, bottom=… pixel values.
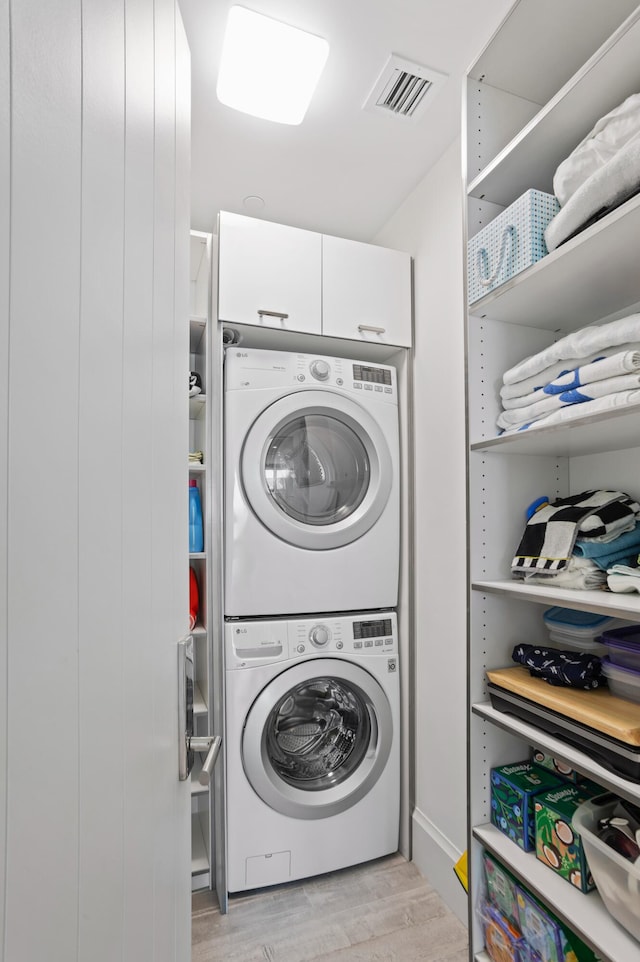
left=242, top=659, right=393, bottom=820
left=241, top=390, right=393, bottom=549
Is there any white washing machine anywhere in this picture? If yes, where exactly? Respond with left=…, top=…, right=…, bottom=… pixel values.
left=224, top=610, right=400, bottom=893
left=224, top=348, right=400, bottom=617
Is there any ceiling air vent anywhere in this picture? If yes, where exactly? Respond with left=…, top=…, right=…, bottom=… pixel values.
left=363, top=54, right=447, bottom=119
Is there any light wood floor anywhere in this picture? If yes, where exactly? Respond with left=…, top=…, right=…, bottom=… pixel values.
left=192, top=853, right=469, bottom=962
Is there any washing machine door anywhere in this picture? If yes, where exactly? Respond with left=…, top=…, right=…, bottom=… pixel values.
left=241, top=390, right=393, bottom=549
left=242, top=659, right=393, bottom=820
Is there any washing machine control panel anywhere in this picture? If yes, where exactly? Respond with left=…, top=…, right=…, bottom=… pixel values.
left=226, top=613, right=398, bottom=667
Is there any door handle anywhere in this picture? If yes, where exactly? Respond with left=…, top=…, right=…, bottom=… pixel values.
left=257, top=309, right=289, bottom=322
left=357, top=324, right=386, bottom=335
left=178, top=636, right=221, bottom=783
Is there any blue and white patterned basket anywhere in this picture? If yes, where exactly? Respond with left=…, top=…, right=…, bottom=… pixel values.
left=467, top=189, right=560, bottom=304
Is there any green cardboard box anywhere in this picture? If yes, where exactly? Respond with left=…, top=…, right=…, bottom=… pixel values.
left=531, top=748, right=580, bottom=783
left=490, top=761, right=563, bottom=851
left=534, top=783, right=600, bottom=892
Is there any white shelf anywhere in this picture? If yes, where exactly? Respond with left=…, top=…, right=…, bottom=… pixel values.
left=473, top=824, right=640, bottom=962
left=468, top=8, right=640, bottom=206
left=468, top=192, right=640, bottom=330
left=189, top=552, right=205, bottom=561
left=470, top=399, right=640, bottom=458
left=188, top=461, right=205, bottom=472
left=191, top=812, right=210, bottom=875
left=473, top=702, right=640, bottom=805
left=189, top=316, right=206, bottom=353
left=472, top=579, right=640, bottom=621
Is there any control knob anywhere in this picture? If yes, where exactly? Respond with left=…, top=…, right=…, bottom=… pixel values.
left=309, top=624, right=330, bottom=647
left=309, top=359, right=330, bottom=381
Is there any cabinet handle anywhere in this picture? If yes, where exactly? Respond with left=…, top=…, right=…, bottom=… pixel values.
left=258, top=310, right=288, bottom=322
left=357, top=324, right=386, bottom=335
left=190, top=734, right=222, bottom=785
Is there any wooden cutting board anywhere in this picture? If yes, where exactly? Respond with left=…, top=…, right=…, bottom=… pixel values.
left=486, top=665, right=640, bottom=746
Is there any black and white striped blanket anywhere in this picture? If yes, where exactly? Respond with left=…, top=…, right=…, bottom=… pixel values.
left=512, top=490, right=640, bottom=574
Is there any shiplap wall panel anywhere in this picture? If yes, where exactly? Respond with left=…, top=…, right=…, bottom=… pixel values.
left=3, top=1, right=191, bottom=959
left=6, top=2, right=82, bottom=958
left=77, top=2, right=126, bottom=959
left=0, top=0, right=9, bottom=948
left=151, top=4, right=185, bottom=961
left=122, top=0, right=157, bottom=955
left=174, top=13, right=193, bottom=950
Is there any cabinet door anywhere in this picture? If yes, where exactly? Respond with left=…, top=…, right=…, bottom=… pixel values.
left=217, top=211, right=321, bottom=334
left=322, top=235, right=412, bottom=347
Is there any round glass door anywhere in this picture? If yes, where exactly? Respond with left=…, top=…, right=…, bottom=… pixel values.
left=242, top=659, right=393, bottom=820
left=265, top=675, right=371, bottom=789
left=264, top=414, right=369, bottom=526
left=241, top=391, right=393, bottom=550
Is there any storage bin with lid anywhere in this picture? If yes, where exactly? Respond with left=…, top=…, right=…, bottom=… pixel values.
left=542, top=607, right=614, bottom=654
left=573, top=794, right=640, bottom=943
left=601, top=656, right=640, bottom=704
left=601, top=625, right=640, bottom=671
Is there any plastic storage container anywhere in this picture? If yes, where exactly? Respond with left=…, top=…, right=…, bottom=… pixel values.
left=188, top=479, right=204, bottom=553
left=601, top=625, right=640, bottom=671
left=601, top=657, right=640, bottom=704
left=573, top=794, right=640, bottom=943
left=542, top=607, right=616, bottom=654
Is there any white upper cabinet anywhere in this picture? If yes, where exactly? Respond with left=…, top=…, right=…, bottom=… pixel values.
left=217, top=211, right=412, bottom=346
left=217, top=211, right=322, bottom=335
left=322, top=234, right=412, bottom=347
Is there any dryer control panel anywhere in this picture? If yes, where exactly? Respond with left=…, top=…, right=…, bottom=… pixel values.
left=225, top=611, right=398, bottom=668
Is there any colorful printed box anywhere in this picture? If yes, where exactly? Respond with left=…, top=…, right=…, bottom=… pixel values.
left=491, top=761, right=563, bottom=851
left=515, top=885, right=566, bottom=962
left=483, top=851, right=520, bottom=928
left=531, top=749, right=580, bottom=783
left=534, top=783, right=600, bottom=892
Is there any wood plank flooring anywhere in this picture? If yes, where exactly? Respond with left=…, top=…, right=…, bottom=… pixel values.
left=192, top=854, right=469, bottom=962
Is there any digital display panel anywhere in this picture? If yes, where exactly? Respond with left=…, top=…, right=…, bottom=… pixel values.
left=353, top=619, right=393, bottom=639
left=352, top=364, right=392, bottom=386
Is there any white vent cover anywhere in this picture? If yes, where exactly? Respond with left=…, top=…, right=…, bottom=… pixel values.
left=363, top=54, right=447, bottom=119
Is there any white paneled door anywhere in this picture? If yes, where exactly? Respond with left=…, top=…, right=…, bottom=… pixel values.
left=1, top=2, right=192, bottom=961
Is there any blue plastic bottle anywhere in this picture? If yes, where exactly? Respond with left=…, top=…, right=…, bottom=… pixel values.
left=189, top=480, right=204, bottom=553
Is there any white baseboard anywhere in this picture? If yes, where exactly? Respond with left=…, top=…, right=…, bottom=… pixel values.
left=411, top=807, right=468, bottom=925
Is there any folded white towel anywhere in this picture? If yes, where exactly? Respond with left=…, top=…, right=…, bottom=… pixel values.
left=497, top=372, right=640, bottom=430
left=500, top=341, right=640, bottom=401
left=523, top=556, right=606, bottom=590
left=499, top=389, right=640, bottom=434
left=501, top=350, right=640, bottom=410
left=554, top=92, right=640, bottom=206
left=545, top=131, right=640, bottom=252
left=503, top=314, right=640, bottom=386
left=607, top=564, right=640, bottom=593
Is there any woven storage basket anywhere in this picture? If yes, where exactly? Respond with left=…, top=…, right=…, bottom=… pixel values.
left=468, top=189, right=560, bottom=304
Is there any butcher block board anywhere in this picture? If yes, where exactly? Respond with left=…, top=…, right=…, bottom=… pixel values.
left=486, top=666, right=640, bottom=746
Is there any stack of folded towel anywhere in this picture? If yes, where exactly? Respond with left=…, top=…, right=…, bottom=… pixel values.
left=544, top=91, right=640, bottom=251
left=498, top=313, right=640, bottom=433
left=512, top=489, right=640, bottom=590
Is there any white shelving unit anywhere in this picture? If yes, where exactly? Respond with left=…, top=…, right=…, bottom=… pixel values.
left=189, top=230, right=213, bottom=891
left=464, top=2, right=640, bottom=960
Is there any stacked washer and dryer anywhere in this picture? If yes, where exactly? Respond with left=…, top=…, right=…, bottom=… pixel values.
left=223, top=347, right=401, bottom=893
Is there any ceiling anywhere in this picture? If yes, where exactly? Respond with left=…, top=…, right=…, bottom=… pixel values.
left=179, top=0, right=514, bottom=242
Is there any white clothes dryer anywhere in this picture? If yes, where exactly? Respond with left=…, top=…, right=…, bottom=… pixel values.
left=224, top=611, right=400, bottom=893
left=224, top=348, right=400, bottom=617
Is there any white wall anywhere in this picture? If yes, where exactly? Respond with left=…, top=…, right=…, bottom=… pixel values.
left=1, top=3, right=191, bottom=960
left=375, top=138, right=468, bottom=921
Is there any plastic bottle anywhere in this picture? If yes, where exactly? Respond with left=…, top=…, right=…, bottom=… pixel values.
left=189, top=480, right=204, bottom=553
